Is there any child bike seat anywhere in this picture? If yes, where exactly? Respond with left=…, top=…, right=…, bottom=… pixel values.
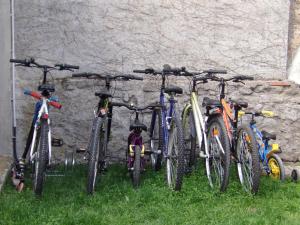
left=164, top=86, right=183, bottom=95
left=130, top=121, right=147, bottom=131
left=202, top=97, right=221, bottom=107
left=95, top=91, right=112, bottom=98
left=261, top=130, right=276, bottom=140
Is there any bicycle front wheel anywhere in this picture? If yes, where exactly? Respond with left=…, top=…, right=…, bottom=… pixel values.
left=182, top=106, right=196, bottom=172
left=167, top=111, right=185, bottom=191
left=132, top=146, right=141, bottom=188
left=207, top=115, right=230, bottom=192
left=33, top=119, right=49, bottom=196
left=236, top=125, right=260, bottom=194
left=87, top=117, right=104, bottom=194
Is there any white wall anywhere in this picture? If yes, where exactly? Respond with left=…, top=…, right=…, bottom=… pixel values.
left=0, top=0, right=12, bottom=155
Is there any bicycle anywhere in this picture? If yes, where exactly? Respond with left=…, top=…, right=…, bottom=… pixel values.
left=111, top=102, right=161, bottom=188
left=133, top=65, right=187, bottom=191
left=10, top=58, right=79, bottom=195
left=181, top=68, right=227, bottom=189
left=203, top=74, right=259, bottom=193
left=239, top=110, right=285, bottom=181
left=71, top=72, right=143, bottom=194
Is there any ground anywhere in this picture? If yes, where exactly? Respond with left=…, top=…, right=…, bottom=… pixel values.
left=0, top=164, right=300, bottom=225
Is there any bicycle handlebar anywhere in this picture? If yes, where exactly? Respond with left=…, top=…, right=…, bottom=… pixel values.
left=72, top=72, right=143, bottom=81
left=10, top=58, right=79, bottom=71
left=111, top=102, right=161, bottom=111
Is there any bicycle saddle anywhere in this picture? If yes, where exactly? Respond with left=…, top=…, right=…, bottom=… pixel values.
left=231, top=100, right=248, bottom=109
left=95, top=91, right=112, bottom=98
left=164, top=86, right=183, bottom=95
left=202, top=97, right=221, bottom=107
left=261, top=130, right=276, bottom=140
left=130, top=121, right=147, bottom=131
left=38, top=84, right=55, bottom=92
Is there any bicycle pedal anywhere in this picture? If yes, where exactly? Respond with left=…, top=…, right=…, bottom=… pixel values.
left=76, top=147, right=86, bottom=153
left=52, top=138, right=63, bottom=147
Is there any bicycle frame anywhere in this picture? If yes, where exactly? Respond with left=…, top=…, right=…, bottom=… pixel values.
left=128, top=131, right=145, bottom=169
left=150, top=83, right=176, bottom=157
left=250, top=123, right=280, bottom=172
left=29, top=97, right=52, bottom=164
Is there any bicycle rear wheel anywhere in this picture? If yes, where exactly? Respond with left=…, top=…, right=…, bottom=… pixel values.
left=150, top=108, right=164, bottom=171
left=33, top=119, right=49, bottom=196
left=207, top=115, right=230, bottom=192
left=166, top=110, right=185, bottom=191
left=87, top=117, right=104, bottom=194
left=236, top=125, right=260, bottom=194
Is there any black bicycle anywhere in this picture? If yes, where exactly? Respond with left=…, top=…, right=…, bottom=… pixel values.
left=72, top=72, right=143, bottom=194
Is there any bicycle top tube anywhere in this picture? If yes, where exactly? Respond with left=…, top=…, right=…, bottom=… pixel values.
left=10, top=57, right=79, bottom=85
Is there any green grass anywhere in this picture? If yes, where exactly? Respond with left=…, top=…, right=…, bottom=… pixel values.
left=1, top=164, right=300, bottom=225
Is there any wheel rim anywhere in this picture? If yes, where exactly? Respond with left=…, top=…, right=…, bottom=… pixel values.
left=208, top=125, right=224, bottom=189
left=237, top=131, right=253, bottom=192
left=167, top=126, right=178, bottom=189
left=268, top=158, right=280, bottom=179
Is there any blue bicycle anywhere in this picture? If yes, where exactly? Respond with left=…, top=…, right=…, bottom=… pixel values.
left=133, top=65, right=186, bottom=191
left=239, top=110, right=285, bottom=181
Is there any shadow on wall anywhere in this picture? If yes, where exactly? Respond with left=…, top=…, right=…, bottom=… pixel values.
left=289, top=47, right=300, bottom=84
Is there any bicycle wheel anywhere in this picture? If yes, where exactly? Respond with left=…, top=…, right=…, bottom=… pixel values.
left=33, top=119, right=49, bottom=196
left=150, top=108, right=163, bottom=171
left=268, top=154, right=285, bottom=181
left=166, top=110, right=185, bottom=191
left=236, top=125, right=260, bottom=194
left=182, top=107, right=196, bottom=171
left=207, top=115, right=230, bottom=192
left=87, top=117, right=103, bottom=194
left=132, top=146, right=141, bottom=188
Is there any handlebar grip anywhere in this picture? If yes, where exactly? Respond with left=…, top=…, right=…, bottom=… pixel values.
left=235, top=75, right=254, bottom=80
left=10, top=58, right=35, bottom=65
left=133, top=70, right=146, bottom=73
left=204, top=69, right=227, bottom=74
left=49, top=101, right=62, bottom=109
left=56, top=63, right=79, bottom=70
left=24, top=90, right=42, bottom=100
left=72, top=72, right=88, bottom=77
left=126, top=75, right=143, bottom=80
left=10, top=59, right=26, bottom=64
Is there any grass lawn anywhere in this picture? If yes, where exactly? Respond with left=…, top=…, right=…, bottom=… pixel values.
left=1, top=163, right=300, bottom=225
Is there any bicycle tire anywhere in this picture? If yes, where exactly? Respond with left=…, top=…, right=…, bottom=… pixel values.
left=268, top=154, right=285, bottom=181
left=132, top=146, right=141, bottom=188
left=87, top=117, right=103, bottom=194
left=236, top=125, right=260, bottom=194
left=166, top=110, right=185, bottom=191
left=207, top=115, right=230, bottom=192
left=182, top=106, right=196, bottom=171
left=150, top=108, right=164, bottom=171
left=33, top=119, right=49, bottom=196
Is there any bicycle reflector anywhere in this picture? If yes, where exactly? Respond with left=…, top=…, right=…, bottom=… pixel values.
left=213, top=128, right=219, bottom=136
left=261, top=110, right=274, bottom=117
left=238, top=111, right=245, bottom=118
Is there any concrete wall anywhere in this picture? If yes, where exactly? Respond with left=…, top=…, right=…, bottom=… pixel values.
left=0, top=0, right=12, bottom=156
left=13, top=0, right=297, bottom=162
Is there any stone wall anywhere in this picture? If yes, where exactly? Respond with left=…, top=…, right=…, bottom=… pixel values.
left=13, top=0, right=297, bottom=162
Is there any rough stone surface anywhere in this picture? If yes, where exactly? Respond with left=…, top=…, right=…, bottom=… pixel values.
left=13, top=0, right=297, bottom=163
